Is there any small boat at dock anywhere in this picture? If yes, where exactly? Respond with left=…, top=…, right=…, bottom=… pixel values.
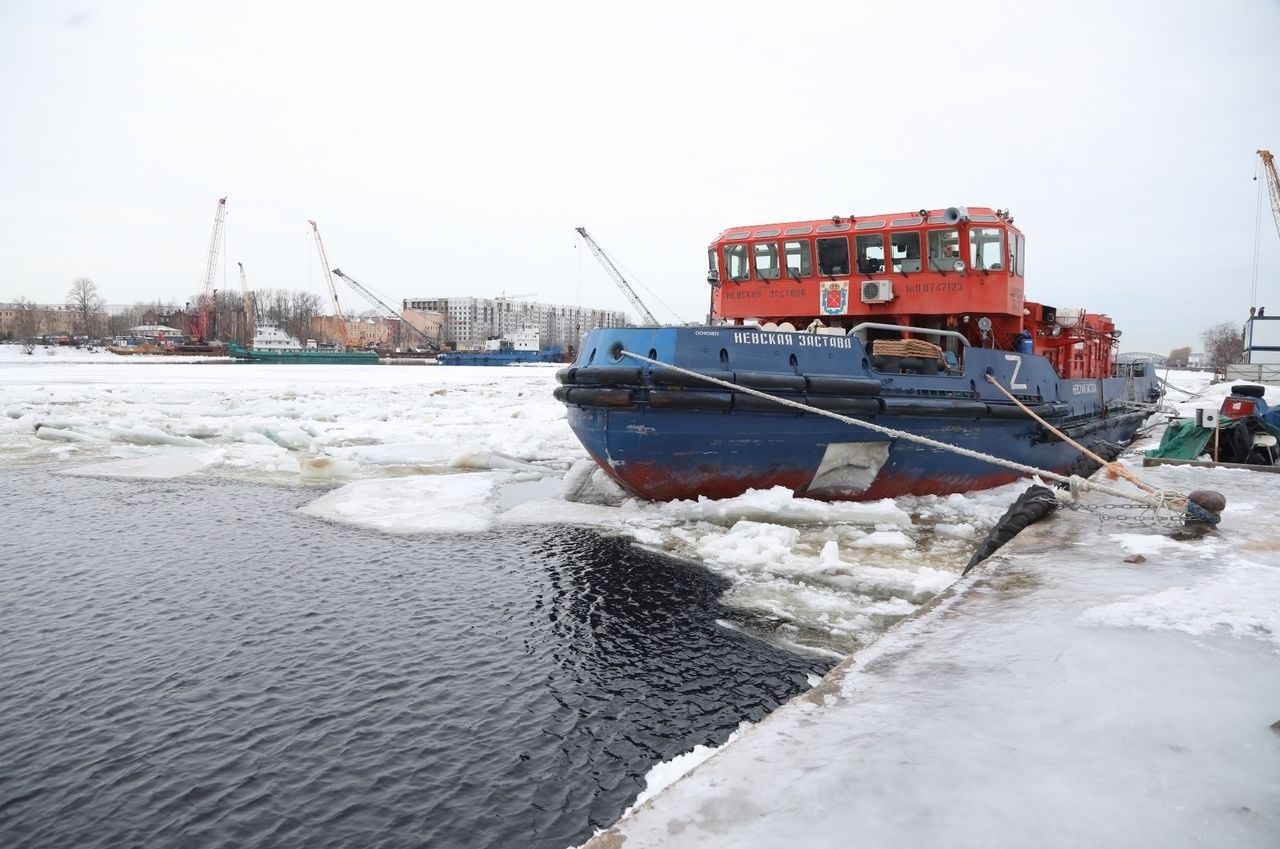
left=1145, top=383, right=1280, bottom=469
left=438, top=327, right=563, bottom=366
left=228, top=322, right=379, bottom=364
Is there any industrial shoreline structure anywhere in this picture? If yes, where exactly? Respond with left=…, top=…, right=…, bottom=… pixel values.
left=402, top=295, right=627, bottom=355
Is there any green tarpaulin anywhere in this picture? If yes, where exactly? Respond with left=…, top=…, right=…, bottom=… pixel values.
left=1146, top=416, right=1280, bottom=461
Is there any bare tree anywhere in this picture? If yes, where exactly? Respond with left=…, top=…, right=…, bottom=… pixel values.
left=167, top=285, right=324, bottom=344
left=287, top=290, right=322, bottom=342
left=1201, top=322, right=1244, bottom=369
left=12, top=296, right=41, bottom=353
left=66, top=278, right=105, bottom=339
left=259, top=288, right=289, bottom=327
left=107, top=303, right=146, bottom=337
left=1166, top=346, right=1191, bottom=368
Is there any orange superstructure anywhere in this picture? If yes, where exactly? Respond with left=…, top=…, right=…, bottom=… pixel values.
left=707, top=206, right=1119, bottom=380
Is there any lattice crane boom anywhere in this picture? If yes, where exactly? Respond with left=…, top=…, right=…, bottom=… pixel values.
left=237, top=261, right=256, bottom=344
left=332, top=268, right=439, bottom=352
left=1260, top=149, right=1280, bottom=243
left=309, top=219, right=363, bottom=347
left=575, top=227, right=659, bottom=327
left=192, top=196, right=228, bottom=342
left=308, top=219, right=345, bottom=322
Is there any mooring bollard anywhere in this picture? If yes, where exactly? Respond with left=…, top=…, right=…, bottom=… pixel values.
left=1184, top=489, right=1226, bottom=527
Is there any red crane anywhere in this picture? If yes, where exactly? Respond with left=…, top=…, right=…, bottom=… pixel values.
left=190, top=197, right=228, bottom=343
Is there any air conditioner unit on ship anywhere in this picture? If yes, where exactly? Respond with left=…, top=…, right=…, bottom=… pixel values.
left=861, top=280, right=893, bottom=304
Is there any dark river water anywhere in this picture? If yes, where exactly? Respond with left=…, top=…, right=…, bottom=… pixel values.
left=0, top=468, right=829, bottom=849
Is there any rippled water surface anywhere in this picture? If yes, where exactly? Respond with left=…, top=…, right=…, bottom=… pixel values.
left=0, top=468, right=829, bottom=849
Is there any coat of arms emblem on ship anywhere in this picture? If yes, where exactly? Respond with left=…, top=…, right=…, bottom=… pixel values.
left=820, top=280, right=848, bottom=315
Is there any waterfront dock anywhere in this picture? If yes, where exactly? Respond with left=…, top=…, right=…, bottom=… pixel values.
left=584, top=460, right=1280, bottom=848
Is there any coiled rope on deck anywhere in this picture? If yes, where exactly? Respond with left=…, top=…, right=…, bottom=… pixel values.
left=616, top=348, right=1187, bottom=515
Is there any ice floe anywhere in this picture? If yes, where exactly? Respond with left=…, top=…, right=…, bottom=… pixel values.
left=6, top=346, right=1264, bottom=657
left=299, top=473, right=508, bottom=534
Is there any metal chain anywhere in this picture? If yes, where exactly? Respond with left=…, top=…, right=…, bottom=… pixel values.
left=1057, top=490, right=1189, bottom=529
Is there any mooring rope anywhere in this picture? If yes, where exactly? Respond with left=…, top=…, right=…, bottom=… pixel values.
left=616, top=349, right=1185, bottom=513
left=1156, top=376, right=1200, bottom=397
left=982, top=373, right=1159, bottom=495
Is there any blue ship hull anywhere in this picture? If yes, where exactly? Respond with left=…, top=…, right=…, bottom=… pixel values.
left=438, top=347, right=562, bottom=366
left=556, top=327, right=1159, bottom=502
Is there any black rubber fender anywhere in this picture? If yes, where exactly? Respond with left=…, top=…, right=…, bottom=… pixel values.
left=1231, top=384, right=1265, bottom=398
left=1055, top=439, right=1124, bottom=489
left=882, top=398, right=988, bottom=417
left=1061, top=420, right=1106, bottom=439
left=803, top=375, right=883, bottom=396
left=804, top=396, right=883, bottom=415
left=572, top=366, right=644, bottom=386
left=983, top=403, right=1029, bottom=420
left=650, top=366, right=736, bottom=388
left=732, top=391, right=804, bottom=412
left=647, top=389, right=733, bottom=411
left=562, top=387, right=634, bottom=407
left=984, top=402, right=1061, bottom=420
left=963, top=484, right=1060, bottom=574
left=733, top=371, right=807, bottom=392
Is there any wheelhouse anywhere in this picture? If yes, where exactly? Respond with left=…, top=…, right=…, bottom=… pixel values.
left=707, top=206, right=1120, bottom=380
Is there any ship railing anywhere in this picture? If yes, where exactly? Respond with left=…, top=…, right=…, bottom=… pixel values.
left=847, top=322, right=970, bottom=347
left=848, top=322, right=969, bottom=377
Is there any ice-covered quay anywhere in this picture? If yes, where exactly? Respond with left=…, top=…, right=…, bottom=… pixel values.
left=580, top=381, right=1280, bottom=849
left=2, top=348, right=1277, bottom=847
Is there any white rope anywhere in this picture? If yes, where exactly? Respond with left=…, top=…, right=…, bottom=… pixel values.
left=1156, top=376, right=1199, bottom=397
left=618, top=348, right=1182, bottom=512
left=983, top=372, right=1159, bottom=495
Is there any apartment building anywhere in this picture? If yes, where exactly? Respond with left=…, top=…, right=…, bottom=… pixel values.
left=401, top=296, right=628, bottom=352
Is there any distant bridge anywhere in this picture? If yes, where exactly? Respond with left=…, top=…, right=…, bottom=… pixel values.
left=1117, top=352, right=1167, bottom=365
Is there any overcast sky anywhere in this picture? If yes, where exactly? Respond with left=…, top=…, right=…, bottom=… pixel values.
left=2, top=0, right=1278, bottom=353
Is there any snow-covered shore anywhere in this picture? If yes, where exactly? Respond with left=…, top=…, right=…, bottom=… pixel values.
left=579, top=372, right=1280, bottom=849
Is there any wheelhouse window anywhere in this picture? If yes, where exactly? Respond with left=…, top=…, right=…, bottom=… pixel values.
left=754, top=242, right=781, bottom=280
left=1008, top=235, right=1018, bottom=277
left=784, top=239, right=811, bottom=278
left=1016, top=233, right=1026, bottom=275
left=891, top=232, right=921, bottom=272
left=707, top=248, right=720, bottom=283
left=855, top=234, right=884, bottom=274
left=970, top=227, right=1005, bottom=270
left=724, top=243, right=750, bottom=281
left=816, top=237, right=850, bottom=276
left=927, top=230, right=961, bottom=271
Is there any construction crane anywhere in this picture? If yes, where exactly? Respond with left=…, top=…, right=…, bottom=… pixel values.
left=1259, top=149, right=1280, bottom=242
left=191, top=197, right=228, bottom=343
left=574, top=226, right=659, bottom=327
left=237, top=261, right=256, bottom=345
left=308, top=219, right=360, bottom=348
left=331, top=268, right=439, bottom=352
